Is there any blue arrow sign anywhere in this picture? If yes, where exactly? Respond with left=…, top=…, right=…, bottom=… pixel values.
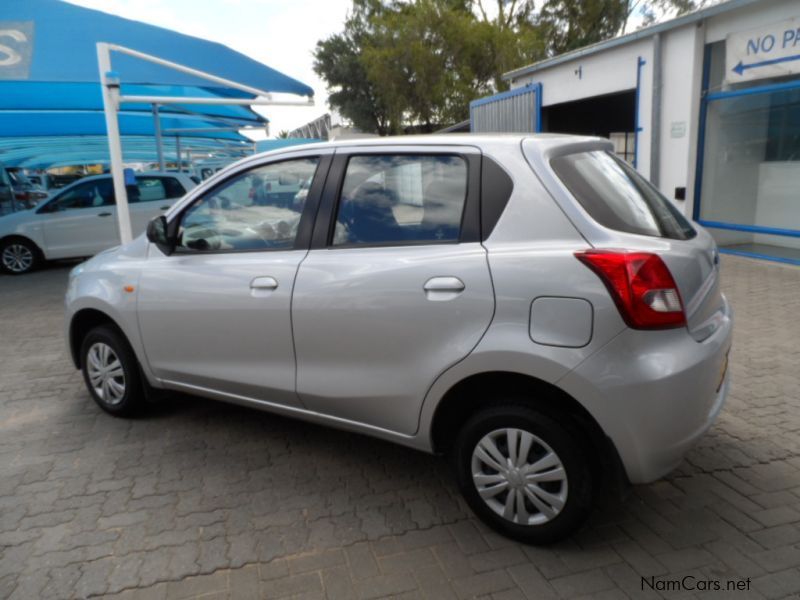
left=733, top=52, right=800, bottom=76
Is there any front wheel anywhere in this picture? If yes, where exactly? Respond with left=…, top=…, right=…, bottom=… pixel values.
left=453, top=405, right=592, bottom=544
left=0, top=237, right=41, bottom=274
left=80, top=325, right=145, bottom=417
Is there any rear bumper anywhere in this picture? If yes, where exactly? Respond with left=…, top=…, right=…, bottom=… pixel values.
left=558, top=305, right=733, bottom=484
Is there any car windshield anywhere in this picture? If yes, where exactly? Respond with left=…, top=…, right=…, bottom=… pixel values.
left=551, top=150, right=696, bottom=240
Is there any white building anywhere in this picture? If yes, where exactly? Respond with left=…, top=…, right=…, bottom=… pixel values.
left=472, top=0, right=800, bottom=264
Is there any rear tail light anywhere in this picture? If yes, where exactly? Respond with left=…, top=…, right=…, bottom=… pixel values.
left=575, top=250, right=686, bottom=329
left=13, top=191, right=47, bottom=201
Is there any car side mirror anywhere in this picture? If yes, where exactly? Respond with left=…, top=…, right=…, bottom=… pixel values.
left=146, top=215, right=175, bottom=255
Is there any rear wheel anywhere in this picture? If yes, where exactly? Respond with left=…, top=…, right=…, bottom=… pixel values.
left=0, top=237, right=41, bottom=275
left=453, top=404, right=592, bottom=544
left=80, top=325, right=145, bottom=417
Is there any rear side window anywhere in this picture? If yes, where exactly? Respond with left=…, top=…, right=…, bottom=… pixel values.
left=133, top=177, right=185, bottom=202
left=135, top=177, right=168, bottom=202
left=551, top=151, right=695, bottom=240
left=332, top=154, right=467, bottom=246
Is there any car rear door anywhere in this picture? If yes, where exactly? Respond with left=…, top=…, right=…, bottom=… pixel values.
left=291, top=145, right=495, bottom=436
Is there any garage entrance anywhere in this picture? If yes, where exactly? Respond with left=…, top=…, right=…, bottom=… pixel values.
left=541, top=90, right=637, bottom=163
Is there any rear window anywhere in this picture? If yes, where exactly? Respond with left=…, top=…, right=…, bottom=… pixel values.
left=551, top=151, right=695, bottom=240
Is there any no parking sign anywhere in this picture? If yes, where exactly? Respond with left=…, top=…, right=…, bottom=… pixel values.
left=727, top=17, right=800, bottom=83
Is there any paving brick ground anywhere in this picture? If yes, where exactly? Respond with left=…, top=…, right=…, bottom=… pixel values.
left=1, top=255, right=799, bottom=599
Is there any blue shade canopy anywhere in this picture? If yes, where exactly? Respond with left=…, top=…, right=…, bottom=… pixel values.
left=0, top=136, right=253, bottom=168
left=0, top=82, right=266, bottom=124
left=0, top=111, right=253, bottom=140
left=1, top=0, right=313, bottom=97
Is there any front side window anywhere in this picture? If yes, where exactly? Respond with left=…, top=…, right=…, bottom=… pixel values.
left=177, top=157, right=319, bottom=252
left=49, top=179, right=114, bottom=211
left=551, top=151, right=695, bottom=240
left=333, top=155, right=468, bottom=246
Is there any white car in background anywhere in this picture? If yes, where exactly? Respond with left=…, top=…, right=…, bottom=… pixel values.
left=0, top=172, right=196, bottom=274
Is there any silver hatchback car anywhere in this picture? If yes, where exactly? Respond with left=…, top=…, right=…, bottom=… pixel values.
left=65, top=135, right=732, bottom=543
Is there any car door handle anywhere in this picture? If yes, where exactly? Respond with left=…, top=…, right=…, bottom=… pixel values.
left=424, top=276, right=465, bottom=292
left=423, top=276, right=465, bottom=301
left=160, top=205, right=170, bottom=210
left=98, top=212, right=112, bottom=217
left=250, top=276, right=278, bottom=290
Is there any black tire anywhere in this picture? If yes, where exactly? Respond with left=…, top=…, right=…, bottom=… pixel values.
left=453, top=404, right=592, bottom=544
left=80, top=325, right=145, bottom=417
left=0, top=237, right=41, bottom=275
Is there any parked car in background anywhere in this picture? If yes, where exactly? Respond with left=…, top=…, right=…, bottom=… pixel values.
left=48, top=172, right=86, bottom=190
left=64, top=135, right=732, bottom=543
left=26, top=172, right=61, bottom=195
left=25, top=174, right=48, bottom=190
left=0, top=164, right=47, bottom=215
left=0, top=171, right=195, bottom=274
left=0, top=164, right=14, bottom=217
left=8, top=168, right=49, bottom=208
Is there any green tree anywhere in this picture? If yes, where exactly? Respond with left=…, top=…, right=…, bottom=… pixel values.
left=313, top=1, right=397, bottom=134
left=471, top=1, right=545, bottom=91
left=315, top=0, right=544, bottom=134
left=538, top=0, right=711, bottom=54
left=360, top=0, right=492, bottom=131
left=538, top=0, right=628, bottom=54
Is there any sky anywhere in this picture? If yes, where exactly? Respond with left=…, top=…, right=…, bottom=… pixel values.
left=66, top=0, right=353, bottom=139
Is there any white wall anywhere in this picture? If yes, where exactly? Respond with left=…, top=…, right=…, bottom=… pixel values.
left=659, top=23, right=704, bottom=215
left=514, top=39, right=651, bottom=108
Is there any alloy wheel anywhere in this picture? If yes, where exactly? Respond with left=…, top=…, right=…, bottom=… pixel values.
left=2, top=244, right=34, bottom=273
left=471, top=428, right=568, bottom=526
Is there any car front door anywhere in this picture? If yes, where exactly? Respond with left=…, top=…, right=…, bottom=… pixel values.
left=136, top=153, right=331, bottom=407
left=292, top=147, right=495, bottom=435
left=40, top=178, right=120, bottom=259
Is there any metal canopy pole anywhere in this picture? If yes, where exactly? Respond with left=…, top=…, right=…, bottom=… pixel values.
left=175, top=135, right=181, bottom=171
left=97, top=42, right=133, bottom=244
left=152, top=104, right=166, bottom=172
left=96, top=41, right=315, bottom=246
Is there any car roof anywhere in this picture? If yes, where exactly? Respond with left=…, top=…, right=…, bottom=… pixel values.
left=64, top=171, right=188, bottom=183
left=248, top=133, right=606, bottom=156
